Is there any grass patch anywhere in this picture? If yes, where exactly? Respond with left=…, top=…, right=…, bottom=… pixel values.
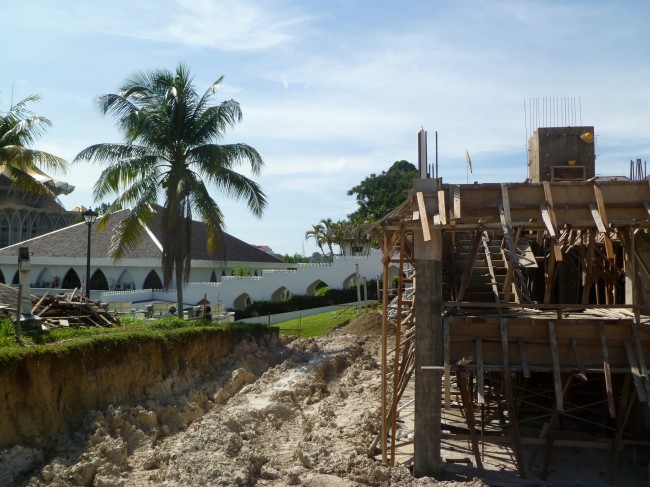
left=0, top=316, right=270, bottom=365
left=275, top=304, right=378, bottom=338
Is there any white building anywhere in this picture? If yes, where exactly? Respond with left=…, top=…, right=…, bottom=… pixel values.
left=0, top=208, right=385, bottom=309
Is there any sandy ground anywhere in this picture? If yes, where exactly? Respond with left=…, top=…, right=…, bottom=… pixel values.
left=22, top=312, right=645, bottom=486
left=21, top=315, right=483, bottom=487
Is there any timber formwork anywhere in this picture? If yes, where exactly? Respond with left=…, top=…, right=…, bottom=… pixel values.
left=372, top=179, right=650, bottom=482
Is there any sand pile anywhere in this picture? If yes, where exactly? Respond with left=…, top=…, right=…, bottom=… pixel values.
left=339, top=312, right=394, bottom=336
left=24, top=332, right=483, bottom=487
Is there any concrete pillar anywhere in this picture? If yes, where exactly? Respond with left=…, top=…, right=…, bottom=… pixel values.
left=413, top=229, right=443, bottom=478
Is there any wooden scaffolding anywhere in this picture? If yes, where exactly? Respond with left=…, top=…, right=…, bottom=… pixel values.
left=372, top=178, right=650, bottom=482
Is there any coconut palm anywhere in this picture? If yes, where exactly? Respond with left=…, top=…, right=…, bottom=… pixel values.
left=0, top=94, right=67, bottom=194
left=74, top=64, right=266, bottom=313
left=305, top=223, right=326, bottom=255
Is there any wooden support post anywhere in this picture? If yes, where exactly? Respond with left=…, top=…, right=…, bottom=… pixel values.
left=390, top=227, right=406, bottom=465
left=414, top=229, right=443, bottom=478
left=456, top=230, right=482, bottom=303
left=500, top=318, right=526, bottom=478
left=437, top=189, right=447, bottom=225
left=548, top=320, right=564, bottom=411
left=380, top=231, right=390, bottom=464
left=450, top=185, right=461, bottom=220
left=582, top=229, right=596, bottom=305
left=624, top=341, right=649, bottom=403
left=541, top=374, right=574, bottom=480
left=476, top=338, right=485, bottom=404
left=456, top=370, right=485, bottom=474
left=518, top=338, right=530, bottom=379
left=599, top=321, right=617, bottom=417
left=608, top=374, right=635, bottom=484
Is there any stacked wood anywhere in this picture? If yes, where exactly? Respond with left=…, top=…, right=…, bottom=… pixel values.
left=0, top=285, right=119, bottom=328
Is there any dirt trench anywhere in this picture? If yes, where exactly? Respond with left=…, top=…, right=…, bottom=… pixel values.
left=14, top=316, right=484, bottom=487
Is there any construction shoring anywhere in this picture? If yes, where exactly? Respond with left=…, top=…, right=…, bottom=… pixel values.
left=374, top=179, right=650, bottom=480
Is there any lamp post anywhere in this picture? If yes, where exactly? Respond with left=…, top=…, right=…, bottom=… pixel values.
left=83, top=207, right=98, bottom=299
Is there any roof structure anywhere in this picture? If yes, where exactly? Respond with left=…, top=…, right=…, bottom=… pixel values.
left=0, top=207, right=284, bottom=265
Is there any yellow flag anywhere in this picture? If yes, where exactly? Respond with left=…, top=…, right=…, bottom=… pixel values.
left=466, top=149, right=473, bottom=173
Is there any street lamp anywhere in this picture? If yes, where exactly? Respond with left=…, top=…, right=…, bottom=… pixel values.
left=83, top=207, right=98, bottom=299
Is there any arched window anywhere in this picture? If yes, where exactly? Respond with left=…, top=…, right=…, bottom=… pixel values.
left=90, top=269, right=109, bottom=291
left=0, top=269, right=5, bottom=284
left=210, top=270, right=217, bottom=283
left=142, top=270, right=163, bottom=290
left=62, top=268, right=81, bottom=289
left=306, top=279, right=329, bottom=296
left=233, top=293, right=252, bottom=310
left=12, top=271, right=19, bottom=285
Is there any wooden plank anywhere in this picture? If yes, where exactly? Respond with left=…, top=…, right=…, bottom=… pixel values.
left=542, top=182, right=559, bottom=230
left=643, top=201, right=650, bottom=218
left=482, top=234, right=501, bottom=303
left=582, top=229, right=596, bottom=305
left=476, top=338, right=485, bottom=404
left=518, top=338, right=530, bottom=378
left=500, top=318, right=526, bottom=478
left=451, top=185, right=461, bottom=220
left=570, top=338, right=588, bottom=381
left=589, top=203, right=608, bottom=233
left=547, top=320, right=564, bottom=411
left=416, top=192, right=431, bottom=242
left=438, top=189, right=447, bottom=225
left=31, top=290, right=50, bottom=314
left=539, top=203, right=556, bottom=238
left=593, top=185, right=615, bottom=259
left=456, top=371, right=484, bottom=474
left=599, top=321, right=617, bottom=417
left=456, top=230, right=483, bottom=303
left=631, top=323, right=650, bottom=400
left=624, top=341, right=649, bottom=403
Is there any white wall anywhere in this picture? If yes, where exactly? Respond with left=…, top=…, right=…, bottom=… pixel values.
left=98, top=250, right=384, bottom=309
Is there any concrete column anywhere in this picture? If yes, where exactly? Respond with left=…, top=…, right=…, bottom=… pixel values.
left=413, top=229, right=443, bottom=478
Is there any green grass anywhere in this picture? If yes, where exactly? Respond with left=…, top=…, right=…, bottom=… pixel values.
left=274, top=304, right=379, bottom=338
left=0, top=316, right=265, bottom=365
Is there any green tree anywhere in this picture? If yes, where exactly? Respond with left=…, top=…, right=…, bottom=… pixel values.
left=74, top=64, right=266, bottom=314
left=346, top=160, right=417, bottom=223
left=305, top=223, right=326, bottom=255
left=0, top=94, right=67, bottom=194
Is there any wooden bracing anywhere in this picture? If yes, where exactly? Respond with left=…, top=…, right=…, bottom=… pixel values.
left=373, top=179, right=650, bottom=481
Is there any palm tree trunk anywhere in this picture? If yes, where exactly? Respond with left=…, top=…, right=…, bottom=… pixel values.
left=175, top=257, right=184, bottom=319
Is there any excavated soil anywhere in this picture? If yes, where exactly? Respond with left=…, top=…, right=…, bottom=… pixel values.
left=16, top=316, right=484, bottom=487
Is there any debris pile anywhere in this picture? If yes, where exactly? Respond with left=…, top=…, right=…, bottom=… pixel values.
left=0, top=284, right=119, bottom=329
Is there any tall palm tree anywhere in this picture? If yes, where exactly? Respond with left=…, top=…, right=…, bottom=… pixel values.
left=0, top=94, right=67, bottom=194
left=74, top=64, right=266, bottom=313
left=305, top=223, right=326, bottom=255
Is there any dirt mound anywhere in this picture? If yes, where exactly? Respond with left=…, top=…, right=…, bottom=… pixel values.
left=339, top=312, right=388, bottom=336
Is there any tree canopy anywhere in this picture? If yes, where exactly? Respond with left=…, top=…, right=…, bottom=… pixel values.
left=346, top=160, right=417, bottom=223
left=74, top=64, right=265, bottom=313
left=0, top=94, right=67, bottom=195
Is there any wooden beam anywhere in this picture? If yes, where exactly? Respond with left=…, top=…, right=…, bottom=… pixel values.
left=500, top=318, right=526, bottom=478
left=437, top=189, right=447, bottom=225
left=476, top=338, right=485, bottom=404
left=416, top=191, right=431, bottom=242
left=456, top=371, right=485, bottom=474
left=456, top=230, right=483, bottom=303
left=548, top=320, right=564, bottom=411
left=581, top=229, right=596, bottom=305
left=624, top=341, right=649, bottom=403
left=593, top=185, right=615, bottom=259
left=599, top=321, right=616, bottom=417
left=450, top=185, right=461, bottom=220
left=482, top=234, right=501, bottom=303
left=539, top=203, right=556, bottom=238
left=518, top=338, right=530, bottom=378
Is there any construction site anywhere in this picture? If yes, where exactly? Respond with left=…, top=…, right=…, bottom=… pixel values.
left=371, top=125, right=650, bottom=484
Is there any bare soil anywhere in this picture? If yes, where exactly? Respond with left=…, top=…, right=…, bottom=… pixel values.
left=21, top=314, right=483, bottom=487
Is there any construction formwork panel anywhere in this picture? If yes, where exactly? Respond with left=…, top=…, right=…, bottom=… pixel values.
left=529, top=126, right=595, bottom=182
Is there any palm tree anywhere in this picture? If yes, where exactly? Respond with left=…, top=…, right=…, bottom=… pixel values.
left=74, top=64, right=266, bottom=313
left=305, top=223, right=326, bottom=255
left=319, top=218, right=336, bottom=256
left=0, top=94, right=67, bottom=194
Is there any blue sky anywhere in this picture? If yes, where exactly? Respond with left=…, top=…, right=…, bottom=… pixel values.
left=2, top=0, right=649, bottom=255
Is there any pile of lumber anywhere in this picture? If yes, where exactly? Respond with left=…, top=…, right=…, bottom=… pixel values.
left=0, top=285, right=119, bottom=329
